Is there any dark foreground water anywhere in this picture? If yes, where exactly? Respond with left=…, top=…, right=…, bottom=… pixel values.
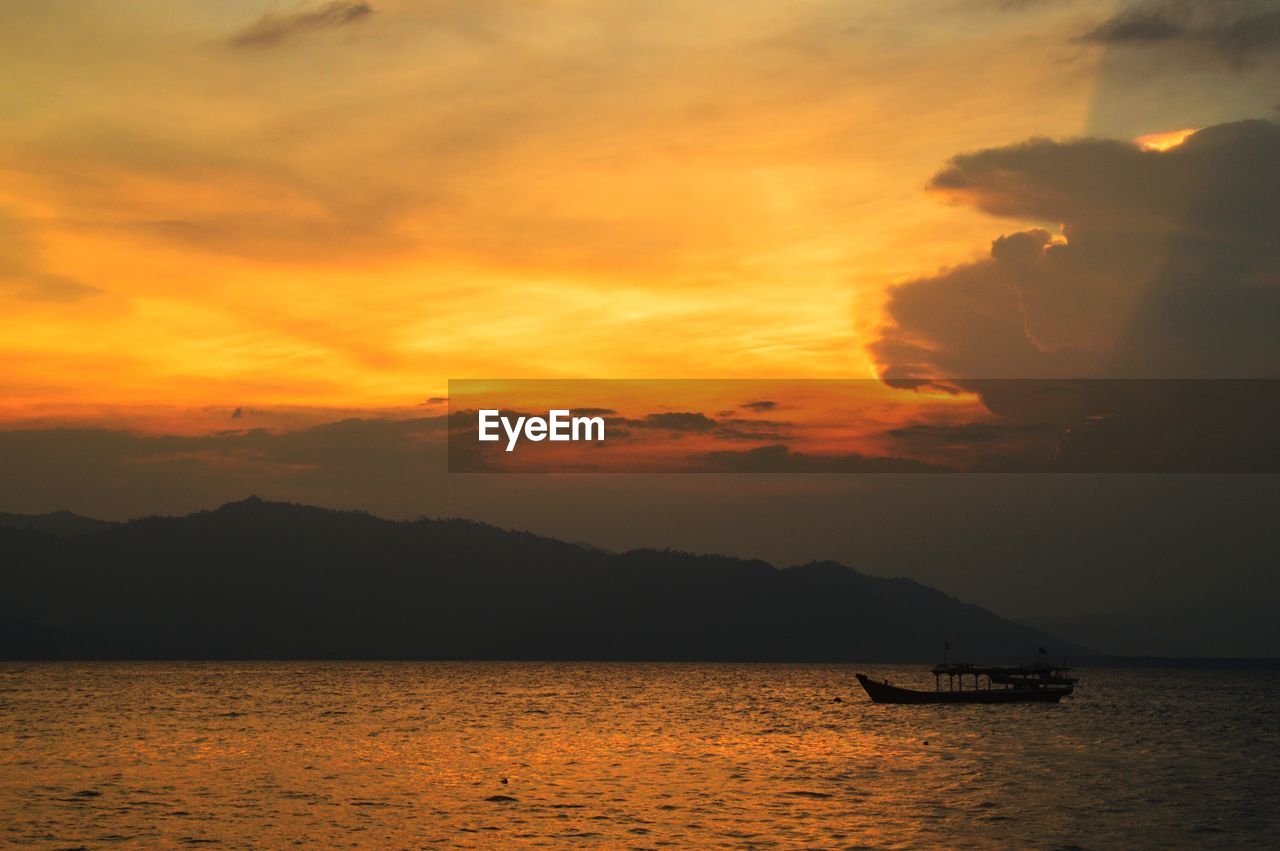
left=1, top=664, right=1277, bottom=848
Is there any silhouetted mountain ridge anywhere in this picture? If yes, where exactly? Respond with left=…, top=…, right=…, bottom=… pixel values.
left=0, top=497, right=1080, bottom=661
left=0, top=509, right=113, bottom=537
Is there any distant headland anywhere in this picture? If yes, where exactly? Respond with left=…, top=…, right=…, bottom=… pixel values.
left=0, top=497, right=1081, bottom=662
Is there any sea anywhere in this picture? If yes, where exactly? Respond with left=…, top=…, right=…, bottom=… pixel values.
left=1, top=663, right=1277, bottom=848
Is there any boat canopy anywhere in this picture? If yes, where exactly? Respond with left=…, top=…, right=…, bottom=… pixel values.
left=930, top=663, right=1072, bottom=676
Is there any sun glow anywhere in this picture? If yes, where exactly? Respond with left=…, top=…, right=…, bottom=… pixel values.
left=1135, top=128, right=1198, bottom=152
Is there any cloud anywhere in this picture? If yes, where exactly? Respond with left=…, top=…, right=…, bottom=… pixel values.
left=1, top=213, right=101, bottom=302
left=873, top=119, right=1280, bottom=380
left=886, top=421, right=1056, bottom=445
left=711, top=419, right=790, bottom=442
left=881, top=416, right=1071, bottom=472
left=4, top=273, right=100, bottom=302
left=227, top=1, right=374, bottom=49
left=444, top=405, right=795, bottom=472
left=629, top=411, right=789, bottom=441
left=637, top=412, right=719, bottom=432
left=871, top=120, right=1280, bottom=471
left=740, top=399, right=778, bottom=412
left=1079, top=1, right=1280, bottom=68
left=695, top=444, right=941, bottom=473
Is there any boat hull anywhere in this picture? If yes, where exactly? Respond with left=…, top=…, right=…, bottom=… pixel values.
left=856, top=673, right=1071, bottom=704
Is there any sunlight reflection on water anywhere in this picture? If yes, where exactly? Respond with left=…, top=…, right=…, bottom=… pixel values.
left=1, top=663, right=1277, bottom=847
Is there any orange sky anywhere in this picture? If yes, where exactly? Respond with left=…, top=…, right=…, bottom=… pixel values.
left=0, top=0, right=1273, bottom=432
left=446, top=378, right=997, bottom=472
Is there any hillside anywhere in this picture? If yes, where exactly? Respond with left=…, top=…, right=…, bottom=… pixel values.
left=0, top=497, right=1077, bottom=661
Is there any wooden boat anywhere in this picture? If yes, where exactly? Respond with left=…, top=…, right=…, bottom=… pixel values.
left=856, top=663, right=1075, bottom=704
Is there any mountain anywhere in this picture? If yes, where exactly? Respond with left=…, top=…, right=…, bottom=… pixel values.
left=0, top=497, right=1080, bottom=661
left=0, top=510, right=113, bottom=537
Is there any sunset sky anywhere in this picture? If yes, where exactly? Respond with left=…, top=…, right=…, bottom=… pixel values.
left=3, top=1, right=1280, bottom=655
left=4, top=0, right=1277, bottom=429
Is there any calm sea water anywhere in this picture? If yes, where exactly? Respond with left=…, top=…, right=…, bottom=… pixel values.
left=1, top=663, right=1277, bottom=848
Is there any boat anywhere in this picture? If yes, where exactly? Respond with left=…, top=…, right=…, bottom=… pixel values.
left=855, top=662, right=1075, bottom=704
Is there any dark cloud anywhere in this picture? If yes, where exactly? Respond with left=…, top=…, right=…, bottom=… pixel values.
left=874, top=119, right=1280, bottom=380
left=884, top=414, right=1094, bottom=473
left=445, top=406, right=793, bottom=471
left=225, top=406, right=271, bottom=421
left=637, top=412, right=718, bottom=432
left=227, top=1, right=374, bottom=49
left=631, top=411, right=789, bottom=441
left=886, top=421, right=1056, bottom=445
left=448, top=408, right=689, bottom=437
left=444, top=389, right=1280, bottom=473
left=874, top=121, right=1280, bottom=473
left=740, top=400, right=778, bottom=412
left=695, top=444, right=941, bottom=474
left=1079, top=1, right=1280, bottom=67
left=1082, top=5, right=1187, bottom=43
left=711, top=419, right=790, bottom=442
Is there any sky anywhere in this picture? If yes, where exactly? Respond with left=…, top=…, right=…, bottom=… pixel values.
left=3, top=0, right=1273, bottom=423
left=3, top=0, right=1280, bottom=654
